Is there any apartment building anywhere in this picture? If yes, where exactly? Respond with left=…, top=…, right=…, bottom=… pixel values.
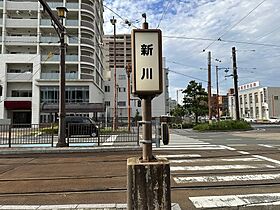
left=103, top=34, right=169, bottom=121
left=0, top=0, right=104, bottom=124
left=228, top=81, right=280, bottom=120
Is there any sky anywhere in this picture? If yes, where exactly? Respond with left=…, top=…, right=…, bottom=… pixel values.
left=103, top=0, right=280, bottom=104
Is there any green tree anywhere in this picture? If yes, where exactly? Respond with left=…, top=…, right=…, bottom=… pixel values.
left=182, top=80, right=208, bottom=123
left=170, top=104, right=186, bottom=123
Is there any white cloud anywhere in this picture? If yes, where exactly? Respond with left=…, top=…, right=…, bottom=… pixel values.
left=103, top=0, right=280, bottom=100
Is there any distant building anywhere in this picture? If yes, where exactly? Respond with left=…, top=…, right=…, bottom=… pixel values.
left=228, top=81, right=280, bottom=120
left=102, top=34, right=169, bottom=121
left=169, top=98, right=177, bottom=111
left=212, top=94, right=229, bottom=118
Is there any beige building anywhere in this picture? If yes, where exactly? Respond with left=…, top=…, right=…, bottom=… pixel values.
left=228, top=82, right=280, bottom=120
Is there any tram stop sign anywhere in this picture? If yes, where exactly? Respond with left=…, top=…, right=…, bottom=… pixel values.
left=132, top=29, right=162, bottom=96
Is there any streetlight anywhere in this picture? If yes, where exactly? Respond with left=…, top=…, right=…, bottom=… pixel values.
left=56, top=6, right=68, bottom=147
left=110, top=16, right=117, bottom=131
left=38, top=1, right=68, bottom=147
left=126, top=63, right=132, bottom=132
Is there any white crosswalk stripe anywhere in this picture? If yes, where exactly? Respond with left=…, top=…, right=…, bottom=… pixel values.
left=155, top=134, right=235, bottom=151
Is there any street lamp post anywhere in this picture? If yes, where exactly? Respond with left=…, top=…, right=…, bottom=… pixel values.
left=126, top=63, right=132, bottom=132
left=110, top=16, right=117, bottom=131
left=39, top=0, right=68, bottom=147
left=56, top=6, right=68, bottom=147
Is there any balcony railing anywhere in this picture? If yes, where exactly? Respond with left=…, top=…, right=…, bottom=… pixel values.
left=65, top=19, right=79, bottom=26
left=41, top=55, right=79, bottom=62
left=41, top=72, right=78, bottom=80
left=65, top=2, right=79, bottom=9
left=7, top=73, right=33, bottom=81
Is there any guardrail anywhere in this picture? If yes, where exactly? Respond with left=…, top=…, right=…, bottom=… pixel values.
left=0, top=123, right=139, bottom=148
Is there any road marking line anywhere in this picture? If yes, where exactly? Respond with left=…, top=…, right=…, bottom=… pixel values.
left=227, top=144, right=247, bottom=146
left=169, top=157, right=262, bottom=163
left=219, top=145, right=236, bottom=151
left=155, top=147, right=225, bottom=150
left=102, top=135, right=118, bottom=146
left=258, top=144, right=274, bottom=148
left=156, top=154, right=201, bottom=158
left=171, top=164, right=275, bottom=171
left=253, top=155, right=280, bottom=165
left=189, top=193, right=280, bottom=208
left=161, top=145, right=215, bottom=148
left=238, top=151, right=250, bottom=155
left=174, top=173, right=280, bottom=183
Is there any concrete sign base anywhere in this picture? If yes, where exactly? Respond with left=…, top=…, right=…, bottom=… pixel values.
left=127, top=157, right=171, bottom=210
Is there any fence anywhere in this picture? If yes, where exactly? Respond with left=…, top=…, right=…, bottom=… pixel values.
left=0, top=123, right=139, bottom=148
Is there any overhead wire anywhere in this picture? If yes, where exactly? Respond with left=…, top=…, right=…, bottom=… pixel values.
left=202, top=0, right=267, bottom=52
left=156, top=0, right=172, bottom=29
left=167, top=69, right=208, bottom=83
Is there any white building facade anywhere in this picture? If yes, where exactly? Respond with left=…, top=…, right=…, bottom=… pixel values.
left=228, top=81, right=280, bottom=120
left=103, top=34, right=169, bottom=121
left=0, top=0, right=104, bottom=124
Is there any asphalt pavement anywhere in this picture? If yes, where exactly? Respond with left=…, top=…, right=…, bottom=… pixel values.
left=0, top=126, right=280, bottom=209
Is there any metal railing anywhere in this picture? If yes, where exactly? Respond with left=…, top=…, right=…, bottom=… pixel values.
left=0, top=123, right=139, bottom=148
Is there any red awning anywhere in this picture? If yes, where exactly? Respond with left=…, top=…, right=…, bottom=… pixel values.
left=4, top=101, right=31, bottom=110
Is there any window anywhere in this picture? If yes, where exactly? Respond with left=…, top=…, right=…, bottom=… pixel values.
left=105, top=101, right=110, bottom=107
left=118, top=101, right=126, bottom=107
left=274, top=96, right=279, bottom=100
left=254, top=93, right=258, bottom=103
left=249, top=93, right=253, bottom=104
left=11, top=90, right=32, bottom=97
left=105, top=85, right=110, bottom=92
left=118, top=75, right=126, bottom=80
left=119, top=87, right=126, bottom=92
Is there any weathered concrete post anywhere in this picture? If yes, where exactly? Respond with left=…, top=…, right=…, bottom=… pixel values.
left=127, top=157, right=171, bottom=210
left=127, top=14, right=171, bottom=210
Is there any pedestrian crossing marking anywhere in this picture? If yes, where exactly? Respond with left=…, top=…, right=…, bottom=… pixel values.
left=169, top=157, right=261, bottom=163
left=174, top=173, right=280, bottom=183
left=171, top=164, right=275, bottom=171
left=189, top=193, right=280, bottom=208
left=156, top=154, right=201, bottom=158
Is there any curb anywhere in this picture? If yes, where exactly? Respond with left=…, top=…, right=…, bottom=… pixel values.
left=0, top=146, right=141, bottom=155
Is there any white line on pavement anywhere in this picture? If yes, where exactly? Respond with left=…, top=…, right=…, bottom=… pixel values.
left=252, top=155, right=280, bottom=165
left=169, top=157, right=262, bottom=164
left=171, top=164, right=275, bottom=171
left=238, top=151, right=250, bottom=155
left=156, top=154, right=201, bottom=158
left=174, top=173, right=280, bottom=183
left=189, top=193, right=280, bottom=208
left=258, top=144, right=274, bottom=148
left=102, top=135, right=118, bottom=146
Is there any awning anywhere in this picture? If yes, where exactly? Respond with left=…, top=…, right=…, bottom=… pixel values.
left=4, top=101, right=32, bottom=110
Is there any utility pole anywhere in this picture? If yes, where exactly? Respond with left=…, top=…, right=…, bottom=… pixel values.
left=126, top=63, right=132, bottom=132
left=232, top=47, right=240, bottom=120
left=110, top=16, right=117, bottom=131
left=39, top=0, right=68, bottom=147
left=208, top=51, right=212, bottom=123
left=216, top=66, right=220, bottom=121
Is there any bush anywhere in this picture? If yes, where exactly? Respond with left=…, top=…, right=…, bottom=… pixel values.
left=193, top=120, right=251, bottom=131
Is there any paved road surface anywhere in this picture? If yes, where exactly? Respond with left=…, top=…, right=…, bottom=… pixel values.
left=1, top=127, right=280, bottom=209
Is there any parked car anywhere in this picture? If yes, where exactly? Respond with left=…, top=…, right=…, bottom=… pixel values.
left=268, top=117, right=280, bottom=123
left=65, top=116, right=98, bottom=137
left=243, top=117, right=257, bottom=123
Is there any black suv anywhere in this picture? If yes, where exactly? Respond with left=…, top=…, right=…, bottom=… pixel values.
left=65, top=116, right=98, bottom=137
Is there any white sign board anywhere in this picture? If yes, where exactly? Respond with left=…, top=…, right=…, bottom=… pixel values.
left=132, top=29, right=162, bottom=96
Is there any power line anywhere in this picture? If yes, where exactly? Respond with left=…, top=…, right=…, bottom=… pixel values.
left=163, top=35, right=280, bottom=48
left=202, top=0, right=267, bottom=52
left=156, top=0, right=172, bottom=29
left=103, top=4, right=138, bottom=29
left=167, top=69, right=208, bottom=83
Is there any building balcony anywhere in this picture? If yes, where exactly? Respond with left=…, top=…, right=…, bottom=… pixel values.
left=65, top=19, right=79, bottom=27
left=7, top=73, right=33, bottom=81
left=6, top=1, right=37, bottom=10
left=81, top=3, right=95, bottom=14
left=41, top=54, right=78, bottom=62
left=65, top=2, right=79, bottom=9
left=81, top=55, right=94, bottom=64
left=40, top=36, right=78, bottom=44
left=81, top=20, right=94, bottom=30
left=5, top=35, right=37, bottom=45
left=41, top=72, right=78, bottom=80
left=6, top=18, right=37, bottom=28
